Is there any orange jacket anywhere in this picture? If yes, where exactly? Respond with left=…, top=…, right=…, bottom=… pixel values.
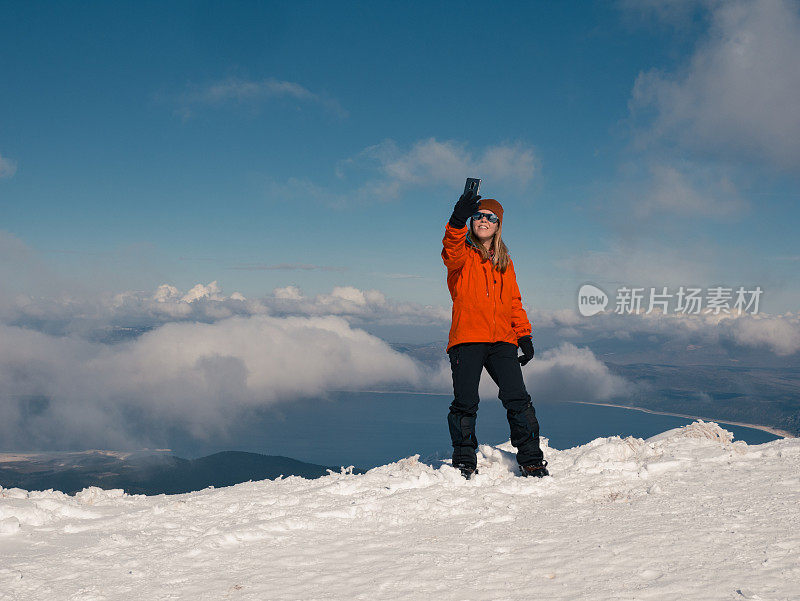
left=441, top=222, right=533, bottom=352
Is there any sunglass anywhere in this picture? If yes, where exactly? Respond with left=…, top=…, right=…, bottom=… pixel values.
left=471, top=212, right=499, bottom=224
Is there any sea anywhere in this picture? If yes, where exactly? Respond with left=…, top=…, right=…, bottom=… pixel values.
left=179, top=391, right=782, bottom=471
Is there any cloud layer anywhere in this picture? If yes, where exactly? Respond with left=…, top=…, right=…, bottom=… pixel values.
left=2, top=281, right=450, bottom=341
left=6, top=275, right=799, bottom=359
left=0, top=315, right=426, bottom=451
left=536, top=307, right=800, bottom=357
left=3, top=275, right=799, bottom=452
left=630, top=0, right=800, bottom=171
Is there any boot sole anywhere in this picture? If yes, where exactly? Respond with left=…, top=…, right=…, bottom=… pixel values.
left=519, top=467, right=549, bottom=478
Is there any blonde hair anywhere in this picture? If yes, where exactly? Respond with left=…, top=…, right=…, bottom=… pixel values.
left=468, top=218, right=511, bottom=273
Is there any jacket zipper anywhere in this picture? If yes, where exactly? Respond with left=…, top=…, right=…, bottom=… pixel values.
left=492, top=271, right=496, bottom=338
left=485, top=263, right=496, bottom=338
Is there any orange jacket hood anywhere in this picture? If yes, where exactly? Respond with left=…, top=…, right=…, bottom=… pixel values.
left=441, top=221, right=532, bottom=352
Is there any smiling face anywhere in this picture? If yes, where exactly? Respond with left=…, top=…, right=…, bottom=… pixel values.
left=471, top=210, right=499, bottom=244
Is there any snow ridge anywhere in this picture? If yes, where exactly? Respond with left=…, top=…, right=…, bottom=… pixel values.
left=1, top=421, right=799, bottom=600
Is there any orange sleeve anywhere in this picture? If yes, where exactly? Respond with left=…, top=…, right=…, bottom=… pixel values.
left=441, top=221, right=468, bottom=272
left=509, top=259, right=533, bottom=339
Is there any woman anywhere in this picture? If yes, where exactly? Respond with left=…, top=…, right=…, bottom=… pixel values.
left=441, top=188, right=548, bottom=479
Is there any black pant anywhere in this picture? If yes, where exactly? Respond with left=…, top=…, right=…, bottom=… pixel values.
left=447, top=341, right=543, bottom=469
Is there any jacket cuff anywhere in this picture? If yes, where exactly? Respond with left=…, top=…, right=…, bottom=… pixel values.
left=448, top=216, right=468, bottom=229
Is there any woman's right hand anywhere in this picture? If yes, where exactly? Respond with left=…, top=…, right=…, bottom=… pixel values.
left=449, top=189, right=482, bottom=229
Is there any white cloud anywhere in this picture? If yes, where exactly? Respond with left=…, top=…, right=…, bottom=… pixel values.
left=180, top=280, right=226, bottom=303
left=630, top=0, right=800, bottom=170
left=524, top=343, right=635, bottom=401
left=153, top=284, right=181, bottom=303
left=167, top=77, right=347, bottom=119
left=466, top=342, right=635, bottom=402
left=632, top=162, right=747, bottom=219
left=424, top=339, right=638, bottom=403
left=528, top=308, right=583, bottom=328
left=267, top=138, right=538, bottom=207
left=274, top=285, right=303, bottom=300
left=0, top=315, right=425, bottom=449
left=326, top=286, right=370, bottom=306
left=339, top=138, right=538, bottom=201
left=0, top=153, right=17, bottom=179
left=727, top=312, right=800, bottom=355
left=374, top=138, right=537, bottom=186
left=266, top=285, right=448, bottom=325
left=560, top=309, right=800, bottom=357
left=558, top=238, right=718, bottom=289
left=590, top=160, right=749, bottom=232
left=199, top=78, right=316, bottom=104
left=3, top=281, right=450, bottom=340
left=566, top=160, right=757, bottom=304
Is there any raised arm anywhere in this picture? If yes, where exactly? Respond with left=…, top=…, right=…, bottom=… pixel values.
left=442, top=189, right=481, bottom=271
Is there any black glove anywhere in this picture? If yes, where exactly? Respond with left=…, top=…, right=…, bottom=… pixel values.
left=517, top=335, right=534, bottom=365
left=448, top=189, right=482, bottom=229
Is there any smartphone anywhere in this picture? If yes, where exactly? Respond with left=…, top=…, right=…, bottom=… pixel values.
left=464, top=177, right=481, bottom=196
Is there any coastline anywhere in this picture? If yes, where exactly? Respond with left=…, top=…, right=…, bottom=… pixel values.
left=330, top=389, right=450, bottom=396
left=330, top=390, right=797, bottom=440
left=567, top=400, right=796, bottom=439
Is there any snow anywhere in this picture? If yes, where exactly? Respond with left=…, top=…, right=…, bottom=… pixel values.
left=1, top=420, right=798, bottom=600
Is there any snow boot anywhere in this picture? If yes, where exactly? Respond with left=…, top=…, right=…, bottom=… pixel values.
left=519, top=459, right=549, bottom=478
left=455, top=463, right=478, bottom=480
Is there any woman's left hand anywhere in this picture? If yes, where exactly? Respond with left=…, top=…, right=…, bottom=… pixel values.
left=517, top=335, right=534, bottom=365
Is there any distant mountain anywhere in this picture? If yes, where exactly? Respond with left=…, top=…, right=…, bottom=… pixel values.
left=0, top=450, right=362, bottom=496
left=605, top=363, right=800, bottom=436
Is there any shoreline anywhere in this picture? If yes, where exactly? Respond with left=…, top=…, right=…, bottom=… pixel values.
left=330, top=389, right=450, bottom=396
left=567, top=400, right=796, bottom=439
left=330, top=390, right=796, bottom=439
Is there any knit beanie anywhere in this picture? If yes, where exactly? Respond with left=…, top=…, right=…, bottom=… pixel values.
left=476, top=198, right=504, bottom=223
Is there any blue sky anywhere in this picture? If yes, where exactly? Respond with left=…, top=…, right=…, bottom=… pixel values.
left=2, top=1, right=800, bottom=453
left=1, top=0, right=799, bottom=312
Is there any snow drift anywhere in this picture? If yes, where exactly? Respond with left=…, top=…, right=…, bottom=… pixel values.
left=1, top=421, right=798, bottom=600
